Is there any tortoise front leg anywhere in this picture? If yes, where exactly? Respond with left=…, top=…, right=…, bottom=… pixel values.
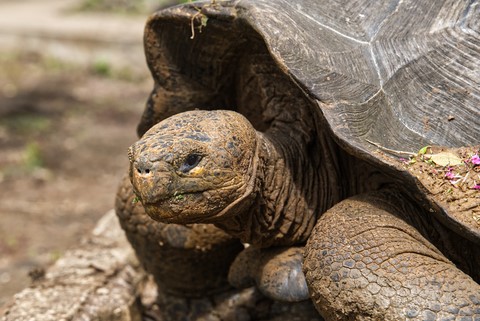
left=304, top=191, right=480, bottom=321
left=228, top=246, right=310, bottom=302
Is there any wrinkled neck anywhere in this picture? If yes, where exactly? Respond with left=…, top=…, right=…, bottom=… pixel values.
left=215, top=127, right=345, bottom=247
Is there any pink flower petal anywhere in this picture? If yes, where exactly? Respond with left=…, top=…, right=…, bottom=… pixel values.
left=445, top=171, right=455, bottom=180
left=471, top=154, right=480, bottom=165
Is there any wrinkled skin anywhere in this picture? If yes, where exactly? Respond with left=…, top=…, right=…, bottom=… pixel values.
left=115, top=174, right=322, bottom=320
left=228, top=246, right=309, bottom=302
left=129, top=110, right=257, bottom=225
left=128, top=109, right=480, bottom=320
left=114, top=0, right=480, bottom=318
left=116, top=174, right=243, bottom=297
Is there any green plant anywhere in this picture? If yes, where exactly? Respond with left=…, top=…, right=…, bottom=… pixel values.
left=24, top=142, right=44, bottom=170
left=1, top=115, right=52, bottom=134
left=92, top=58, right=112, bottom=77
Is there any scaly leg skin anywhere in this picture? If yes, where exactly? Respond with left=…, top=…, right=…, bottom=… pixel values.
left=229, top=246, right=310, bottom=303
left=116, top=174, right=324, bottom=320
left=115, top=173, right=244, bottom=298
left=304, top=191, right=480, bottom=321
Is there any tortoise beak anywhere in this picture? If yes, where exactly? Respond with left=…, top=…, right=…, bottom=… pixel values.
left=130, top=156, right=174, bottom=204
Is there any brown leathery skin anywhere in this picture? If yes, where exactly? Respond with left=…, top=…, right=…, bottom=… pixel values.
left=129, top=110, right=258, bottom=225
left=129, top=11, right=480, bottom=317
left=130, top=80, right=480, bottom=317
left=115, top=176, right=323, bottom=321
left=117, top=176, right=324, bottom=320
left=304, top=190, right=480, bottom=321
left=129, top=109, right=480, bottom=318
left=130, top=109, right=342, bottom=248
left=135, top=26, right=385, bottom=247
left=228, top=246, right=309, bottom=302
left=115, top=174, right=243, bottom=297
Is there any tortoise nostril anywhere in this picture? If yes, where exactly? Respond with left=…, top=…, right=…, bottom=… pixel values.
left=135, top=160, right=153, bottom=176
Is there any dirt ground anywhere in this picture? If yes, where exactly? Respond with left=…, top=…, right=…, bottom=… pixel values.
left=0, top=50, right=151, bottom=307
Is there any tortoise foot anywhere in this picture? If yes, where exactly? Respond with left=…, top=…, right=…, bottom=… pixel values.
left=229, top=246, right=309, bottom=302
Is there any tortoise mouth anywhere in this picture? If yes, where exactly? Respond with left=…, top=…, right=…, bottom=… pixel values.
left=140, top=190, right=221, bottom=223
left=141, top=190, right=202, bottom=206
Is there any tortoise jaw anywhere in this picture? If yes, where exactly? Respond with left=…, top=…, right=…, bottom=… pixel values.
left=140, top=199, right=180, bottom=222
left=141, top=192, right=205, bottom=223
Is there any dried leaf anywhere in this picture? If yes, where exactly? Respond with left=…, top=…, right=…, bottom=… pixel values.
left=427, top=152, right=463, bottom=166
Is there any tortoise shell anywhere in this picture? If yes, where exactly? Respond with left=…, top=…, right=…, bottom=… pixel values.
left=139, top=0, right=480, bottom=242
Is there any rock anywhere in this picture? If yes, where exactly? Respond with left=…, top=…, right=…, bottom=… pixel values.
left=0, top=210, right=145, bottom=321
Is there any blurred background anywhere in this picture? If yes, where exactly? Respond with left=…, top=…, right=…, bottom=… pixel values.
left=0, top=0, right=183, bottom=308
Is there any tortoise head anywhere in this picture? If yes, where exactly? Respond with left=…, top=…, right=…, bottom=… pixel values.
left=128, top=110, right=258, bottom=224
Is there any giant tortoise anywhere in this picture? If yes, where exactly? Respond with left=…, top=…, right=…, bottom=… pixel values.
left=116, top=0, right=480, bottom=320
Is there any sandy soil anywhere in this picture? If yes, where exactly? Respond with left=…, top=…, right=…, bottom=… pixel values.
left=0, top=51, right=151, bottom=307
left=398, top=146, right=480, bottom=234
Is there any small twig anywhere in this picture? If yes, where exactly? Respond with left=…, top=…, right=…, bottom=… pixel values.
left=190, top=11, right=202, bottom=39
left=461, top=171, right=470, bottom=186
left=190, top=3, right=212, bottom=39
left=365, top=139, right=417, bottom=157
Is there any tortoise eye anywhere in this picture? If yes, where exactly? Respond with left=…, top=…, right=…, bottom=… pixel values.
left=179, top=154, right=202, bottom=173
